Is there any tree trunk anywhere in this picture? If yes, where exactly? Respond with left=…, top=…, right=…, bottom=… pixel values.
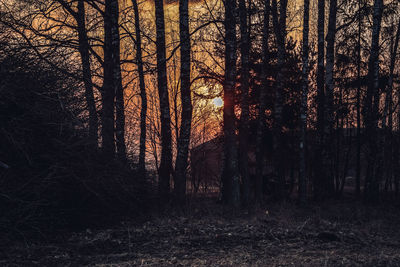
left=101, top=0, right=119, bottom=159
left=271, top=0, right=288, bottom=200
left=222, top=0, right=240, bottom=208
left=110, top=0, right=126, bottom=162
left=314, top=0, right=325, bottom=200
left=76, top=0, right=98, bottom=149
left=132, top=0, right=147, bottom=176
left=174, top=0, right=192, bottom=204
left=324, top=0, right=338, bottom=195
left=239, top=0, right=250, bottom=206
left=155, top=0, right=173, bottom=200
left=299, top=0, right=310, bottom=205
left=255, top=0, right=271, bottom=204
left=363, top=0, right=383, bottom=203
left=355, top=0, right=362, bottom=196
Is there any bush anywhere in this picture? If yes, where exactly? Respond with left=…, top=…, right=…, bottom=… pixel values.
left=0, top=49, right=151, bottom=235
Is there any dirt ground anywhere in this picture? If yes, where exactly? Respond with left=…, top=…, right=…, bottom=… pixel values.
left=1, top=198, right=400, bottom=266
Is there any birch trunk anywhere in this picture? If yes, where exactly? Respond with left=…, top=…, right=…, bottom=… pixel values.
left=155, top=0, right=173, bottom=200
left=101, top=0, right=118, bottom=158
left=110, top=0, right=126, bottom=162
left=132, top=0, right=147, bottom=175
left=174, top=0, right=192, bottom=204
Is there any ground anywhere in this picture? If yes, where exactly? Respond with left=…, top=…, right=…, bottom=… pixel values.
left=1, top=198, right=400, bottom=266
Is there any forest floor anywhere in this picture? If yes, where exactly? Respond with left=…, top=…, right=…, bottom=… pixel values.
left=1, top=197, right=400, bottom=266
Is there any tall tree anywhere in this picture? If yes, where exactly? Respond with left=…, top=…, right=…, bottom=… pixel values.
left=155, top=0, right=173, bottom=200
left=56, top=0, right=98, bottom=148
left=255, top=0, right=271, bottom=203
left=238, top=0, right=250, bottom=206
left=314, top=0, right=326, bottom=200
left=132, top=0, right=147, bottom=175
left=101, top=0, right=121, bottom=158
left=111, top=0, right=127, bottom=162
left=355, top=0, right=363, bottom=196
left=222, top=0, right=240, bottom=207
left=76, top=0, right=98, bottom=148
left=363, top=0, right=383, bottom=203
left=174, top=0, right=192, bottom=204
left=299, top=0, right=310, bottom=204
left=271, top=0, right=288, bottom=199
left=386, top=15, right=400, bottom=194
left=324, top=0, right=338, bottom=194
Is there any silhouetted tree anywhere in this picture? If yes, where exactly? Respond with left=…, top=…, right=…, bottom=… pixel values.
left=174, top=0, right=193, bottom=204
left=155, top=0, right=173, bottom=200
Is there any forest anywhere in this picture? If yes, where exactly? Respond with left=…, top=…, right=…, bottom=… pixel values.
left=1, top=0, right=400, bottom=265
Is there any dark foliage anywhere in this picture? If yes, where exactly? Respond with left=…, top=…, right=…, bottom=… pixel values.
left=0, top=50, right=151, bottom=235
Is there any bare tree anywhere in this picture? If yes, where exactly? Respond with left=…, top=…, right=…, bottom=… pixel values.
left=238, top=0, right=250, bottom=206
left=315, top=0, right=326, bottom=200
left=324, top=0, right=338, bottom=194
left=174, top=0, right=193, bottom=204
left=363, top=0, right=383, bottom=203
left=222, top=0, right=240, bottom=207
left=56, top=0, right=98, bottom=148
left=255, top=0, right=271, bottom=204
left=271, top=0, right=288, bottom=200
left=155, top=0, right=173, bottom=200
left=131, top=0, right=147, bottom=175
left=101, top=0, right=122, bottom=159
left=299, top=0, right=310, bottom=204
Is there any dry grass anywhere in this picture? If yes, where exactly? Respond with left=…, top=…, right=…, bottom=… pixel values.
left=1, top=198, right=400, bottom=266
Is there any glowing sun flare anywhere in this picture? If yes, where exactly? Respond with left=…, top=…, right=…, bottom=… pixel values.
left=212, top=97, right=223, bottom=107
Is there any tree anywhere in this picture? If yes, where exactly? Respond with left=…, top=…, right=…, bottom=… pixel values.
left=314, top=0, right=326, bottom=200
left=255, top=0, right=271, bottom=204
left=222, top=0, right=241, bottom=207
left=155, top=0, right=173, bottom=200
left=238, top=0, right=251, bottom=206
left=55, top=0, right=98, bottom=148
left=299, top=0, right=310, bottom=204
left=324, top=0, right=338, bottom=194
left=132, top=0, right=147, bottom=176
left=271, top=0, right=288, bottom=200
left=363, top=0, right=383, bottom=203
left=174, top=0, right=193, bottom=204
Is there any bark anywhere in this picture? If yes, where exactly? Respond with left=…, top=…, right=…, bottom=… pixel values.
left=101, top=0, right=119, bottom=158
left=393, top=18, right=400, bottom=195
left=314, top=0, right=325, bottom=200
left=110, top=0, right=126, bottom=162
left=55, top=0, right=99, bottom=147
left=132, top=0, right=147, bottom=175
left=363, top=0, right=383, bottom=203
left=271, top=0, right=288, bottom=200
left=355, top=0, right=362, bottom=196
left=238, top=0, right=250, bottom=206
left=222, top=0, right=240, bottom=208
left=299, top=0, right=310, bottom=205
left=385, top=16, right=400, bottom=194
left=76, top=0, right=98, bottom=148
left=174, top=0, right=192, bottom=204
left=324, top=0, right=337, bottom=195
left=255, top=0, right=271, bottom=204
left=155, top=0, right=173, bottom=200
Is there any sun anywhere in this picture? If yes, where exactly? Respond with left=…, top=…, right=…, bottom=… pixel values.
left=212, top=97, right=223, bottom=107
